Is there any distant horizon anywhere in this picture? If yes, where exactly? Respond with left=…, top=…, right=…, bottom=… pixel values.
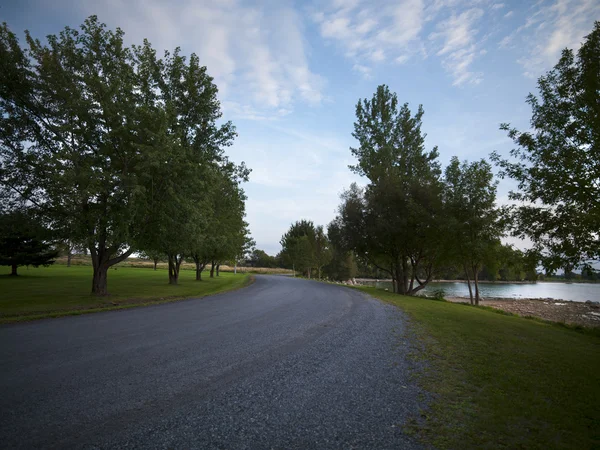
left=2, top=0, right=597, bottom=255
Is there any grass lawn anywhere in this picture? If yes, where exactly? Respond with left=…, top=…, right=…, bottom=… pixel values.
left=0, top=265, right=252, bottom=322
left=355, top=286, right=600, bottom=449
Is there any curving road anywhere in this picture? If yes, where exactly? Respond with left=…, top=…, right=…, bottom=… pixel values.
left=0, top=275, right=424, bottom=449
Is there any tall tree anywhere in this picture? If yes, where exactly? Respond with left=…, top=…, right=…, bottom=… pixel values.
left=133, top=40, right=240, bottom=285
left=0, top=18, right=145, bottom=294
left=491, top=22, right=600, bottom=273
left=336, top=85, right=443, bottom=295
left=0, top=211, right=58, bottom=276
left=444, top=157, right=501, bottom=305
left=0, top=17, right=243, bottom=292
left=188, top=165, right=248, bottom=280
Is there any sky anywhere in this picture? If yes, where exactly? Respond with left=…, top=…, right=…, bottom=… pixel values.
left=2, top=0, right=598, bottom=255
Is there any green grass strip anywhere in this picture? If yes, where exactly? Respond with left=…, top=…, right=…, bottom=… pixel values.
left=355, top=286, right=600, bottom=449
left=0, top=265, right=253, bottom=323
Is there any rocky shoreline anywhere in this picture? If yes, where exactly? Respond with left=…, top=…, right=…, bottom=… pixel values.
left=445, top=296, right=600, bottom=328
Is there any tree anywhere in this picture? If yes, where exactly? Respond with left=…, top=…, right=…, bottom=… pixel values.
left=280, top=220, right=316, bottom=277
left=0, top=18, right=167, bottom=293
left=230, top=227, right=255, bottom=275
left=0, top=211, right=58, bottom=276
left=336, top=85, right=443, bottom=295
left=138, top=250, right=164, bottom=270
left=313, top=225, right=332, bottom=279
left=56, top=240, right=84, bottom=268
left=324, top=218, right=358, bottom=281
left=491, top=22, right=600, bottom=273
left=248, top=249, right=278, bottom=268
left=188, top=165, right=248, bottom=280
left=0, top=17, right=243, bottom=293
left=133, top=39, right=240, bottom=285
left=444, top=157, right=501, bottom=304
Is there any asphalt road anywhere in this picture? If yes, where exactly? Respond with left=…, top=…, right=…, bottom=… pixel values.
left=0, top=275, right=425, bottom=449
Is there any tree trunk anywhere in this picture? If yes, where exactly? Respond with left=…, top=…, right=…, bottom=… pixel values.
left=307, top=268, right=311, bottom=279
left=234, top=262, right=237, bottom=274
left=473, top=264, right=481, bottom=306
left=168, top=254, right=181, bottom=285
left=216, top=264, right=220, bottom=277
left=92, top=264, right=109, bottom=295
left=89, top=244, right=133, bottom=295
left=318, top=266, right=321, bottom=279
left=11, top=264, right=18, bottom=276
left=67, top=252, right=72, bottom=267
left=401, top=258, right=409, bottom=295
left=90, top=251, right=110, bottom=296
left=195, top=261, right=203, bottom=281
left=394, top=263, right=405, bottom=295
left=210, top=260, right=215, bottom=278
left=153, top=258, right=158, bottom=271
left=464, top=263, right=474, bottom=305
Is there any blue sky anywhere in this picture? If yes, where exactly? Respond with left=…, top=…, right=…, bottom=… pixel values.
left=2, top=0, right=598, bottom=255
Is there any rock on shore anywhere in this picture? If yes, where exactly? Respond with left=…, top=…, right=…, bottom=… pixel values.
left=445, top=297, right=600, bottom=328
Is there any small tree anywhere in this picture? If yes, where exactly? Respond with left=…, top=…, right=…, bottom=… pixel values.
left=0, top=211, right=58, bottom=276
left=138, top=250, right=164, bottom=270
left=444, top=157, right=501, bottom=305
left=492, top=22, right=600, bottom=273
left=313, top=225, right=332, bottom=279
left=280, top=220, right=316, bottom=277
left=325, top=219, right=358, bottom=281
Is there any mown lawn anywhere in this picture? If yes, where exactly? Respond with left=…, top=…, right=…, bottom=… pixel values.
left=356, top=286, right=600, bottom=449
left=0, top=265, right=252, bottom=322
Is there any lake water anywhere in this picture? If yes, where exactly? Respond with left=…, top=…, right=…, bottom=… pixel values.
left=361, top=280, right=600, bottom=302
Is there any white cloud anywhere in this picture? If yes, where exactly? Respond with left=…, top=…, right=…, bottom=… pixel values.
left=314, top=0, right=494, bottom=86
left=429, top=8, right=485, bottom=85
left=313, top=0, right=425, bottom=66
left=353, top=63, right=373, bottom=78
left=501, top=0, right=598, bottom=77
left=76, top=0, right=324, bottom=118
left=504, top=10, right=514, bottom=18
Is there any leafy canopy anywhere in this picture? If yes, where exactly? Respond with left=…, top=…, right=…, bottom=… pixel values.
left=492, top=21, right=600, bottom=272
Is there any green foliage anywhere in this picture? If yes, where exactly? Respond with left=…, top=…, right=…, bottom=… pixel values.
left=0, top=18, right=145, bottom=284
left=0, top=210, right=59, bottom=275
left=0, top=17, right=248, bottom=293
left=431, top=289, right=446, bottom=301
left=247, top=249, right=278, bottom=268
left=492, top=21, right=600, bottom=273
left=280, top=220, right=317, bottom=276
left=313, top=225, right=332, bottom=279
left=324, top=219, right=358, bottom=281
left=443, top=156, right=501, bottom=304
left=131, top=39, right=243, bottom=284
left=350, top=84, right=440, bottom=183
left=336, top=85, right=443, bottom=295
left=187, top=168, right=249, bottom=280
